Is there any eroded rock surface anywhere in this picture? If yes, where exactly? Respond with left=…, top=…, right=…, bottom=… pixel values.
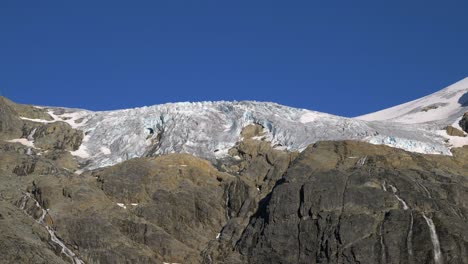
left=233, top=141, right=468, bottom=264
left=1, top=98, right=468, bottom=264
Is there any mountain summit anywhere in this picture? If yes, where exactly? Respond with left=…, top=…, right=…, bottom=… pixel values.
left=0, top=79, right=468, bottom=264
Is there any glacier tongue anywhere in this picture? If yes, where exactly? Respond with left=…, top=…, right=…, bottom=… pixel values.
left=42, top=100, right=454, bottom=171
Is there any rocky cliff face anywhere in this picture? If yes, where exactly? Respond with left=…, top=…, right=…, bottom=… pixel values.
left=460, top=112, right=468, bottom=133
left=0, top=97, right=468, bottom=264
left=233, top=141, right=468, bottom=264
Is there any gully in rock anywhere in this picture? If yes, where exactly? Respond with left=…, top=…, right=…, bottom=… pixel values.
left=382, top=181, right=415, bottom=262
left=17, top=192, right=85, bottom=264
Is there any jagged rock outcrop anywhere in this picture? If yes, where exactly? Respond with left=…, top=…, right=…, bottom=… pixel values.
left=460, top=112, right=468, bottom=133
left=0, top=97, right=23, bottom=139
left=0, top=96, right=53, bottom=121
left=0, top=142, right=79, bottom=177
left=29, top=122, right=83, bottom=151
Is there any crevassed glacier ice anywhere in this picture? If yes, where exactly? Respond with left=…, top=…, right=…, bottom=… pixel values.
left=43, top=100, right=453, bottom=171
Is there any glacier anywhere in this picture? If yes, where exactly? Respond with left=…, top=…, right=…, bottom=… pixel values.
left=32, top=101, right=452, bottom=171
left=22, top=78, right=467, bottom=171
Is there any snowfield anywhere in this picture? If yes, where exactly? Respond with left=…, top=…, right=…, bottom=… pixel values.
left=357, top=77, right=468, bottom=125
left=40, top=78, right=467, bottom=171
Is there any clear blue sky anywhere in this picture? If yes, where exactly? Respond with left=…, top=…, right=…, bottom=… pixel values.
left=1, top=1, right=467, bottom=117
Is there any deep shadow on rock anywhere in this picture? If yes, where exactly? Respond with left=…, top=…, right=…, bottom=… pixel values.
left=459, top=92, right=468, bottom=107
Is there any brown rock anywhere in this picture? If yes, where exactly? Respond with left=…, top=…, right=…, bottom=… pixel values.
left=446, top=125, right=466, bottom=137
left=240, top=124, right=265, bottom=139
left=0, top=97, right=22, bottom=139
left=32, top=122, right=84, bottom=151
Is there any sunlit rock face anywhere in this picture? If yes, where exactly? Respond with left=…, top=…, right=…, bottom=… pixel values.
left=0, top=78, right=467, bottom=264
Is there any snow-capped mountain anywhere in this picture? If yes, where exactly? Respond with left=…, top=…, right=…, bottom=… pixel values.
left=4, top=78, right=467, bottom=264
left=357, top=77, right=468, bottom=126
left=22, top=79, right=462, bottom=171
left=4, top=80, right=468, bottom=264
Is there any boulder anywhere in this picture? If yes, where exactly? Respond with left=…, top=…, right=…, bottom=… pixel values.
left=446, top=125, right=466, bottom=137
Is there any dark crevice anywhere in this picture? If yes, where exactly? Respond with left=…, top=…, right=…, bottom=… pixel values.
left=297, top=184, right=305, bottom=262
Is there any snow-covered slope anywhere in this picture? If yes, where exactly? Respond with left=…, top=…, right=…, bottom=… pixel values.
left=357, top=77, right=468, bottom=149
left=357, top=77, right=468, bottom=126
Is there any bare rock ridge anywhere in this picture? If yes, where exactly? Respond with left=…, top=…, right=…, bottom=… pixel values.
left=0, top=77, right=468, bottom=264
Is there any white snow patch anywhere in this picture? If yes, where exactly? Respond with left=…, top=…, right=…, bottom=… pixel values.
left=19, top=117, right=55, bottom=123
left=6, top=138, right=36, bottom=148
left=273, top=145, right=288, bottom=151
left=116, top=203, right=127, bottom=209
left=21, top=110, right=89, bottom=129
left=451, top=116, right=466, bottom=131
left=436, top=129, right=468, bottom=148
left=49, top=110, right=89, bottom=129
left=447, top=136, right=468, bottom=148
left=71, top=145, right=90, bottom=159
left=100, top=146, right=111, bottom=155
left=299, top=112, right=319, bottom=123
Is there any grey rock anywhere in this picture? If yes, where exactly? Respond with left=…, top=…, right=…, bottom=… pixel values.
left=460, top=112, right=468, bottom=133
